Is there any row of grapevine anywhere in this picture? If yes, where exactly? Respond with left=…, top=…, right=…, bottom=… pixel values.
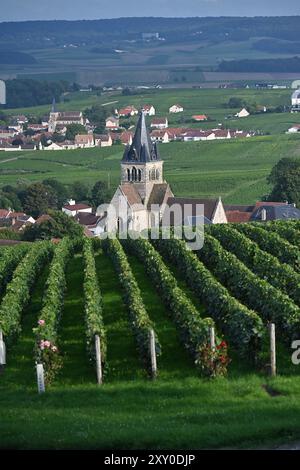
left=34, top=238, right=75, bottom=381
left=0, top=241, right=53, bottom=345
left=82, top=238, right=107, bottom=366
left=0, top=243, right=30, bottom=295
left=198, top=234, right=300, bottom=341
left=207, top=224, right=300, bottom=305
left=235, top=224, right=300, bottom=272
left=259, top=221, right=299, bottom=247
left=123, top=238, right=215, bottom=363
left=153, top=238, right=264, bottom=358
left=104, top=238, right=161, bottom=375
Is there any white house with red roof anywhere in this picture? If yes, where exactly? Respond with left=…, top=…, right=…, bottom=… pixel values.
left=117, top=106, right=138, bottom=117
left=105, top=116, right=120, bottom=130
left=150, top=117, right=168, bottom=129
left=62, top=200, right=93, bottom=217
left=142, top=105, right=156, bottom=116
left=169, top=104, right=184, bottom=114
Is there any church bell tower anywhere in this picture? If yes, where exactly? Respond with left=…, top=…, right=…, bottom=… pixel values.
left=121, top=112, right=164, bottom=202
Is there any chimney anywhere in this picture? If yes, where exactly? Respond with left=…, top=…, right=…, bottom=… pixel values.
left=261, top=208, right=267, bottom=221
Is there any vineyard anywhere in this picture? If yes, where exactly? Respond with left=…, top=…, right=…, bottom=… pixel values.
left=0, top=220, right=300, bottom=449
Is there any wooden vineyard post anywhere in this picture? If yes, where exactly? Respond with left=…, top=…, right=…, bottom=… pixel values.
left=210, top=327, right=216, bottom=351
left=149, top=329, right=157, bottom=380
left=95, top=335, right=102, bottom=385
left=269, top=323, right=276, bottom=377
left=0, top=329, right=6, bottom=367
left=36, top=363, right=45, bottom=394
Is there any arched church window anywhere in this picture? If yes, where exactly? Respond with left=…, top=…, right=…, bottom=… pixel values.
left=132, top=167, right=137, bottom=181
left=151, top=169, right=156, bottom=180
left=138, top=169, right=142, bottom=182
left=156, top=169, right=160, bottom=180
left=127, top=169, right=131, bottom=181
left=149, top=170, right=152, bottom=180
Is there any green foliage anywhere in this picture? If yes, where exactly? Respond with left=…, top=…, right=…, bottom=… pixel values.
left=22, top=210, right=83, bottom=241
left=267, top=158, right=300, bottom=207
left=260, top=220, right=300, bottom=247
left=207, top=224, right=300, bottom=305
left=124, top=237, right=214, bottom=363
left=21, top=182, right=58, bottom=218
left=155, top=238, right=263, bottom=358
left=82, top=238, right=107, bottom=365
left=219, top=56, right=300, bottom=73
left=65, top=124, right=87, bottom=141
left=84, top=104, right=108, bottom=132
left=34, top=238, right=75, bottom=382
left=0, top=244, right=29, bottom=295
left=0, top=241, right=52, bottom=343
left=235, top=224, right=300, bottom=272
left=5, top=79, right=71, bottom=109
left=42, top=179, right=70, bottom=207
left=90, top=180, right=110, bottom=208
left=0, top=229, right=21, bottom=240
left=105, top=238, right=160, bottom=375
left=199, top=234, right=300, bottom=341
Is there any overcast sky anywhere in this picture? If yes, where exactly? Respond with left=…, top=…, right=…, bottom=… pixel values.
left=1, top=0, right=300, bottom=22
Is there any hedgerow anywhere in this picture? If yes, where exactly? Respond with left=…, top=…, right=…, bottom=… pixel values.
left=153, top=237, right=263, bottom=358
left=198, top=234, right=300, bottom=341
left=123, top=238, right=215, bottom=362
left=235, top=224, right=300, bottom=272
left=207, top=224, right=300, bottom=305
left=34, top=238, right=75, bottom=382
left=82, top=237, right=107, bottom=366
left=104, top=237, right=161, bottom=375
left=0, top=241, right=53, bottom=344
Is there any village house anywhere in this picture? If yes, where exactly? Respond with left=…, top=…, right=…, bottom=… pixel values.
left=169, top=104, right=184, bottom=114
left=150, top=129, right=169, bottom=143
left=27, top=124, right=48, bottom=133
left=117, top=106, right=138, bottom=117
left=224, top=202, right=300, bottom=223
left=75, top=134, right=95, bottom=148
left=106, top=116, right=120, bottom=130
left=287, top=124, right=300, bottom=133
left=142, top=105, right=156, bottom=116
left=291, top=89, right=300, bottom=112
left=94, top=134, right=113, bottom=147
left=235, top=108, right=250, bottom=118
left=192, top=115, right=208, bottom=122
left=62, top=200, right=93, bottom=217
left=150, top=117, right=168, bottom=129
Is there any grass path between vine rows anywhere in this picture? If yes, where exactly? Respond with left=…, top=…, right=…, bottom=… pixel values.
left=0, top=265, right=49, bottom=389
left=95, top=249, right=144, bottom=382
left=126, top=254, right=197, bottom=379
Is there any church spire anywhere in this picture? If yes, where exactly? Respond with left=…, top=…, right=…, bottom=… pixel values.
left=51, top=97, right=57, bottom=113
left=122, top=111, right=160, bottom=163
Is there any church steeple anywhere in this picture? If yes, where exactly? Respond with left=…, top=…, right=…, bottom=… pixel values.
left=120, top=111, right=164, bottom=202
left=122, top=111, right=160, bottom=163
left=51, top=97, right=57, bottom=113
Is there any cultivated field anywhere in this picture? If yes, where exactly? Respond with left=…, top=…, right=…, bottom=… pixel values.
left=0, top=221, right=300, bottom=449
left=0, top=134, right=299, bottom=204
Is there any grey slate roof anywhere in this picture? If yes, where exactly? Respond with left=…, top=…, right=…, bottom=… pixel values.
left=122, top=112, right=160, bottom=164
left=251, top=204, right=300, bottom=221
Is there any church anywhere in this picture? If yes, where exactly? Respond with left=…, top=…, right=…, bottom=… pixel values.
left=96, top=112, right=227, bottom=234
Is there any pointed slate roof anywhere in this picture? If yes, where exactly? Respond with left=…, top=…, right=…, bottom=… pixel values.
left=122, top=112, right=160, bottom=163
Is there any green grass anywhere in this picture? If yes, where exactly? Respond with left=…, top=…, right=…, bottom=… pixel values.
left=0, top=133, right=299, bottom=204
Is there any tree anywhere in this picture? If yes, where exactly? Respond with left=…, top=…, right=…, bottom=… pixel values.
left=90, top=180, right=110, bottom=207
left=22, top=210, right=83, bottom=241
left=22, top=182, right=58, bottom=218
left=70, top=180, right=90, bottom=202
left=42, top=178, right=70, bottom=208
left=226, top=97, right=245, bottom=109
left=267, top=158, right=300, bottom=207
left=65, top=124, right=87, bottom=140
